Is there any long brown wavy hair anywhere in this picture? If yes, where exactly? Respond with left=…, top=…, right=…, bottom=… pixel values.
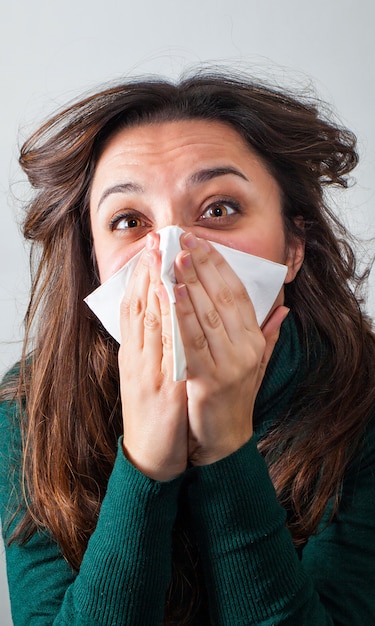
left=3, top=70, right=375, bottom=623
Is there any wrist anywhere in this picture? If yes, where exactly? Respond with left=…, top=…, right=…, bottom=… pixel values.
left=188, top=432, right=253, bottom=467
left=122, top=440, right=187, bottom=481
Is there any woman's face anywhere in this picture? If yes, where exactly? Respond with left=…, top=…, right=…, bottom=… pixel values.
left=90, top=119, right=304, bottom=284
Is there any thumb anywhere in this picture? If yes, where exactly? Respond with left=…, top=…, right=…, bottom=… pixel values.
left=260, top=305, right=290, bottom=372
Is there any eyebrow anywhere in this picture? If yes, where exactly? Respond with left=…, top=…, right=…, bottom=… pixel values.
left=96, top=166, right=248, bottom=211
left=97, top=182, right=144, bottom=210
left=188, top=166, right=249, bottom=186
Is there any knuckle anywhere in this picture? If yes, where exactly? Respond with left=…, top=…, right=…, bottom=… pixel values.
left=130, top=297, right=144, bottom=316
left=192, top=333, right=208, bottom=351
left=218, top=285, right=234, bottom=306
left=238, top=285, right=249, bottom=303
left=258, top=331, right=267, bottom=351
left=205, top=308, right=221, bottom=329
left=185, top=272, right=199, bottom=286
left=196, top=250, right=210, bottom=266
left=252, top=332, right=267, bottom=358
left=144, top=310, right=159, bottom=330
left=215, top=255, right=226, bottom=271
left=161, top=333, right=173, bottom=350
left=120, top=298, right=131, bottom=317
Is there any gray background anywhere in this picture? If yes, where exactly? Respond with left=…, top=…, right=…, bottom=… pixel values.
left=1, top=1, right=374, bottom=622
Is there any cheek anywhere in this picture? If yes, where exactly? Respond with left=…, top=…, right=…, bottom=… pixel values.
left=228, top=230, right=286, bottom=264
left=90, top=226, right=112, bottom=283
left=97, top=255, right=125, bottom=284
left=89, top=217, right=126, bottom=283
left=93, top=236, right=146, bottom=283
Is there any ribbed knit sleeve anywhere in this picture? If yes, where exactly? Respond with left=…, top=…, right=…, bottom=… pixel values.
left=58, top=441, right=183, bottom=625
left=0, top=400, right=183, bottom=626
left=188, top=436, right=333, bottom=625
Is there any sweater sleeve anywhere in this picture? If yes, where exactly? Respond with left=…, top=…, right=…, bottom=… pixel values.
left=0, top=400, right=183, bottom=626
left=188, top=430, right=375, bottom=625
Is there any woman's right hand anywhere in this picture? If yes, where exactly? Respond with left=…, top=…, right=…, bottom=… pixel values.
left=118, top=234, right=188, bottom=482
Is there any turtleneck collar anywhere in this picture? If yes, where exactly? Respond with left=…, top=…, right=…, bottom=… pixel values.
left=254, top=313, right=305, bottom=438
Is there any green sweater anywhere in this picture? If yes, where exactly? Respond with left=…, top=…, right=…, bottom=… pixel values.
left=1, top=317, right=375, bottom=625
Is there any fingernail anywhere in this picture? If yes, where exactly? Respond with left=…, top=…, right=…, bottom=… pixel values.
left=175, top=283, right=188, bottom=298
left=183, top=232, right=197, bottom=249
left=181, top=251, right=192, bottom=267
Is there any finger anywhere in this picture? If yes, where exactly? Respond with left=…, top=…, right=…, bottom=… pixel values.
left=145, top=230, right=160, bottom=251
left=174, top=284, right=211, bottom=352
left=174, top=250, right=238, bottom=367
left=175, top=246, right=253, bottom=353
left=180, top=233, right=258, bottom=332
left=144, top=234, right=177, bottom=379
left=154, top=283, right=176, bottom=378
left=178, top=234, right=258, bottom=336
left=259, top=305, right=290, bottom=375
left=142, top=249, right=163, bottom=367
left=175, top=284, right=219, bottom=379
left=120, top=250, right=150, bottom=350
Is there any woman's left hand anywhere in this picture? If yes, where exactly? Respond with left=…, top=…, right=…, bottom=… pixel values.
left=174, top=232, right=288, bottom=466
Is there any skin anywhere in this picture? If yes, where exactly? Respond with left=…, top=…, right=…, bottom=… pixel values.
left=89, top=119, right=305, bottom=481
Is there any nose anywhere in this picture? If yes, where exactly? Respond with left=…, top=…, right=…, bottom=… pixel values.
left=151, top=207, right=192, bottom=234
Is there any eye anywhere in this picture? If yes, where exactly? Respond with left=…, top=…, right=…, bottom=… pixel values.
left=110, top=213, right=146, bottom=231
left=200, top=200, right=239, bottom=221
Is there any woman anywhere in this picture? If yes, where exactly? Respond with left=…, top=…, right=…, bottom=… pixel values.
left=1, top=71, right=374, bottom=625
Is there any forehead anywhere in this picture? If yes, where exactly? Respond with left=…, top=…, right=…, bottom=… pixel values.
left=94, top=119, right=264, bottom=173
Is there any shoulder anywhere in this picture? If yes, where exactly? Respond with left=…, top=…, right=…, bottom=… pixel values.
left=0, top=362, right=22, bottom=439
left=0, top=364, right=25, bottom=536
left=0, top=364, right=23, bottom=487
